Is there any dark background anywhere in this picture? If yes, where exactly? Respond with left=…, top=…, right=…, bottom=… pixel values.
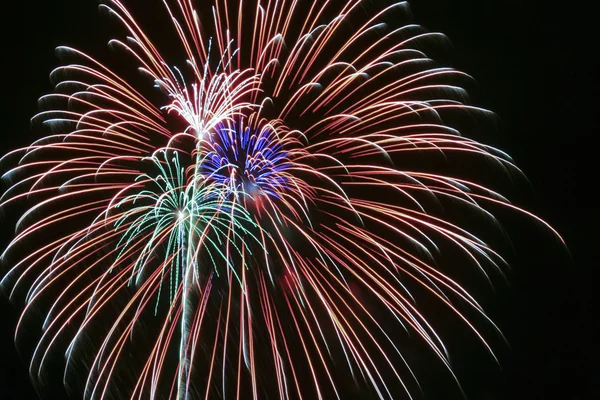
left=0, top=0, right=596, bottom=399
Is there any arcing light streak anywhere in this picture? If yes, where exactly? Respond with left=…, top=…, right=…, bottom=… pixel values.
left=0, top=0, right=562, bottom=399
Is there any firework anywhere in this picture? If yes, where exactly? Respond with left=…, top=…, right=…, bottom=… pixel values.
left=1, top=0, right=561, bottom=399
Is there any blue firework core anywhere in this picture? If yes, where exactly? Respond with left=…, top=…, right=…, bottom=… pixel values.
left=205, top=120, right=292, bottom=200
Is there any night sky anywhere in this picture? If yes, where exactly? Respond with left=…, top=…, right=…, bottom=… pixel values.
left=1, top=0, right=596, bottom=399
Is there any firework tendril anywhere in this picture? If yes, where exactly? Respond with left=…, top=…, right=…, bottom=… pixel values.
left=1, top=1, right=561, bottom=399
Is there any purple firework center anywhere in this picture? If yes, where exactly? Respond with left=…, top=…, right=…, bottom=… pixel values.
left=203, top=118, right=294, bottom=209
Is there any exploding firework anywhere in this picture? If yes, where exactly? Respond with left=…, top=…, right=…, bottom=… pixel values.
left=1, top=0, right=561, bottom=399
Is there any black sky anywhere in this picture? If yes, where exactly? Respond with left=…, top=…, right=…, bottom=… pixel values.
left=0, top=0, right=596, bottom=399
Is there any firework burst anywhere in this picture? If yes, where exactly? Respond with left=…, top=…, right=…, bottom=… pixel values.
left=1, top=0, right=561, bottom=399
